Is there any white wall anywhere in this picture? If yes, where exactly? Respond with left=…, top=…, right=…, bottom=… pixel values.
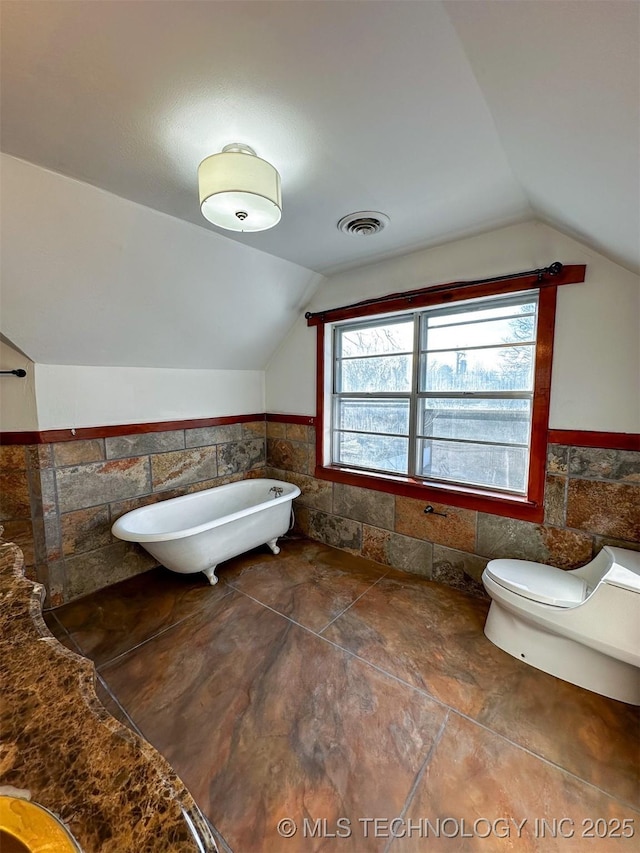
left=0, top=154, right=322, bottom=371
left=0, top=339, right=38, bottom=431
left=34, top=364, right=264, bottom=431
left=0, top=153, right=326, bottom=430
left=266, top=222, right=640, bottom=433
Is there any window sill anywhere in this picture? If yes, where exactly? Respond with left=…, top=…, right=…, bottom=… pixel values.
left=314, top=464, right=544, bottom=522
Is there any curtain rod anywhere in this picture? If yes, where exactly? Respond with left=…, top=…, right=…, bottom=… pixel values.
left=305, top=262, right=565, bottom=322
left=0, top=369, right=27, bottom=378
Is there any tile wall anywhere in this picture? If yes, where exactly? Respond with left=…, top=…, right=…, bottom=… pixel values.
left=266, top=421, right=640, bottom=597
left=0, top=421, right=266, bottom=606
left=2, top=416, right=638, bottom=606
left=0, top=444, right=36, bottom=575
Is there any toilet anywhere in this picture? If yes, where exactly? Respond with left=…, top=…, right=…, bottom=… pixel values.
left=482, top=546, right=640, bottom=705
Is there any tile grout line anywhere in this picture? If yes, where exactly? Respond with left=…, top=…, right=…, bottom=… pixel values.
left=226, top=585, right=341, bottom=638
left=93, top=586, right=235, bottom=670
left=226, top=585, right=640, bottom=813
left=43, top=610, right=85, bottom=656
left=50, top=463, right=64, bottom=588
left=383, top=710, right=451, bottom=853
left=70, top=554, right=638, bottom=821
left=224, top=563, right=390, bottom=638
left=319, top=563, right=484, bottom=636
left=227, top=585, right=457, bottom=705
left=445, top=705, right=640, bottom=815
left=94, top=673, right=146, bottom=741
left=562, top=459, right=570, bottom=531
left=317, top=572, right=390, bottom=634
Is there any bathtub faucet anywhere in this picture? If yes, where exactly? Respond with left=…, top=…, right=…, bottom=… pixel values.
left=269, top=486, right=284, bottom=497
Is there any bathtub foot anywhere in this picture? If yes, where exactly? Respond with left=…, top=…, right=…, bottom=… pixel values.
left=203, top=566, right=219, bottom=586
left=267, top=538, right=281, bottom=556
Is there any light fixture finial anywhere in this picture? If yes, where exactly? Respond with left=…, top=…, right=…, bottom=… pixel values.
left=221, top=143, right=256, bottom=156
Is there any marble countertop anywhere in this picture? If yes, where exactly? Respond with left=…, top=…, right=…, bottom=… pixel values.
left=0, top=540, right=218, bottom=852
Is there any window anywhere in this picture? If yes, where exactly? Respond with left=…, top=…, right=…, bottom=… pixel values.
left=309, top=264, right=585, bottom=521
left=331, top=293, right=538, bottom=495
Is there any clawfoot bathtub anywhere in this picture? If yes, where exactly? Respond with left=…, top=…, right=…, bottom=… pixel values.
left=111, top=478, right=300, bottom=585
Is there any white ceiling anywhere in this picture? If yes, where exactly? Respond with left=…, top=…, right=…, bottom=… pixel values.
left=2, top=0, right=637, bottom=277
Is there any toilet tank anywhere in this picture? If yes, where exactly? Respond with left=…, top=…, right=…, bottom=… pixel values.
left=572, top=545, right=640, bottom=590
left=565, top=547, right=640, bottom=667
left=601, top=546, right=640, bottom=593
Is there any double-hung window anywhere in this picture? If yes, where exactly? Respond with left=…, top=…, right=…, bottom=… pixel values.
left=331, top=292, right=538, bottom=495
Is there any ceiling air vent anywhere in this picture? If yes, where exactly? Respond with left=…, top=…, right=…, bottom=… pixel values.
left=337, top=211, right=390, bottom=236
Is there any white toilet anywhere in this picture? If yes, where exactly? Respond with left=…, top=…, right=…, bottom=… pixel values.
left=482, top=546, right=640, bottom=705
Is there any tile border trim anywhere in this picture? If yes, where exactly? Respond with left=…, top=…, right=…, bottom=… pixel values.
left=266, top=413, right=317, bottom=425
left=547, top=430, right=640, bottom=451
left=0, top=413, right=267, bottom=445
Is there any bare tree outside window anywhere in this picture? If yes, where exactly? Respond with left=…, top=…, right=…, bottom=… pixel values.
left=331, top=294, right=538, bottom=493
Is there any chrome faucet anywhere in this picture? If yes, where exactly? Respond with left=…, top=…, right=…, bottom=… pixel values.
left=269, top=486, right=284, bottom=497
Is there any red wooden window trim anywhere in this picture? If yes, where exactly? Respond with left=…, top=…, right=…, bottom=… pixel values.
left=311, top=267, right=587, bottom=522
left=547, top=430, right=640, bottom=451
left=526, top=285, right=557, bottom=510
left=266, top=413, right=316, bottom=426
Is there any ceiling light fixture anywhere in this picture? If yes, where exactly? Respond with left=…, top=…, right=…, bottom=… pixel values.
left=198, top=143, right=282, bottom=232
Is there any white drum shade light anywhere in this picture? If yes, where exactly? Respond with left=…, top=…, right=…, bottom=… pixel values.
left=198, top=143, right=282, bottom=232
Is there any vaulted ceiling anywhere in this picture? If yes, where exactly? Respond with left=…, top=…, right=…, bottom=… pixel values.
left=1, top=1, right=638, bottom=376
left=2, top=0, right=638, bottom=277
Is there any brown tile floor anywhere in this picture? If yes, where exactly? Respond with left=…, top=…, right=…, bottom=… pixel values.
left=47, top=537, right=640, bottom=852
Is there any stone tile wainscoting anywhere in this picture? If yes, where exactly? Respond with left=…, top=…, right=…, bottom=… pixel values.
left=0, top=445, right=37, bottom=572
left=2, top=415, right=638, bottom=606
left=0, top=421, right=266, bottom=606
left=266, top=420, right=640, bottom=596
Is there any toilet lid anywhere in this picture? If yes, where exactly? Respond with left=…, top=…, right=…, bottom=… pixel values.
left=485, top=559, right=589, bottom=607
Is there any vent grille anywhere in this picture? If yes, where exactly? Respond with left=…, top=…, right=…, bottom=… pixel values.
left=338, top=211, right=390, bottom=236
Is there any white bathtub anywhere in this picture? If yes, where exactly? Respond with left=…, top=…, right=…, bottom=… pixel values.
left=111, top=478, right=301, bottom=585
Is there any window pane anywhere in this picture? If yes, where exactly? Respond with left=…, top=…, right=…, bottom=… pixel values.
left=338, top=355, right=412, bottom=392
left=425, top=314, right=535, bottom=351
left=418, top=398, right=531, bottom=445
left=417, top=438, right=528, bottom=492
left=329, top=291, right=541, bottom=496
left=335, top=432, right=408, bottom=474
left=420, top=346, right=534, bottom=392
left=428, top=300, right=537, bottom=327
left=337, top=399, right=410, bottom=435
left=339, top=320, right=413, bottom=357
